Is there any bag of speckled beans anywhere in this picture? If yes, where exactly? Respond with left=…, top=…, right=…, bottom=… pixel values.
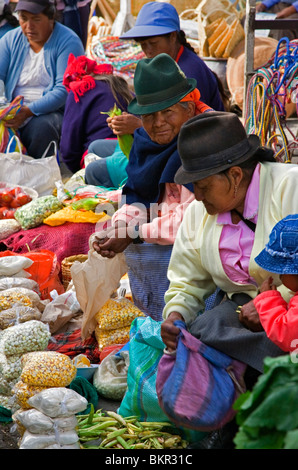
left=94, top=297, right=146, bottom=351
left=20, top=351, right=77, bottom=387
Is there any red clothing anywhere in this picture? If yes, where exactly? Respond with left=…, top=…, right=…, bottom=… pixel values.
left=253, top=290, right=298, bottom=352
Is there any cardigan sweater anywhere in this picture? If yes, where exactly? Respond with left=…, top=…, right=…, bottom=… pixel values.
left=163, top=161, right=298, bottom=325
left=0, top=22, right=84, bottom=116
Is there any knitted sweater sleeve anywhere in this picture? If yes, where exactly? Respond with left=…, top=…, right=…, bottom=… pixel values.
left=254, top=290, right=298, bottom=352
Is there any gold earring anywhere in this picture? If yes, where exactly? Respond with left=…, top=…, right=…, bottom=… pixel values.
left=234, top=185, right=238, bottom=198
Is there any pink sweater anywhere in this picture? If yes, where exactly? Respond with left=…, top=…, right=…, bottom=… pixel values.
left=112, top=183, right=195, bottom=245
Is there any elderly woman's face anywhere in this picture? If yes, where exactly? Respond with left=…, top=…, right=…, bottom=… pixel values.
left=141, top=102, right=195, bottom=145
left=18, top=11, right=54, bottom=48
left=193, top=172, right=237, bottom=215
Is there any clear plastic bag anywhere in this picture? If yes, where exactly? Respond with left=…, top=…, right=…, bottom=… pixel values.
left=0, top=320, right=50, bottom=356
left=28, top=387, right=88, bottom=418
left=21, top=351, right=77, bottom=387
left=95, top=297, right=145, bottom=330
left=0, top=306, right=41, bottom=330
left=95, top=325, right=131, bottom=351
left=14, top=408, right=78, bottom=434
left=19, top=429, right=79, bottom=449
left=93, top=350, right=129, bottom=400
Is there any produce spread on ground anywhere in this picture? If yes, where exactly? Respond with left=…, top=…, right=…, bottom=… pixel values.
left=1, top=0, right=298, bottom=452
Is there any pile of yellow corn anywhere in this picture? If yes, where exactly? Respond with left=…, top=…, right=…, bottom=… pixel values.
left=94, top=297, right=145, bottom=351
left=14, top=351, right=77, bottom=409
left=20, top=351, right=77, bottom=387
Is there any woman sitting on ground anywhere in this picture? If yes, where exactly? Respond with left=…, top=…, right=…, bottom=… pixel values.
left=87, top=1, right=225, bottom=160
left=0, top=0, right=84, bottom=159
left=59, top=53, right=134, bottom=180
left=90, top=53, right=212, bottom=319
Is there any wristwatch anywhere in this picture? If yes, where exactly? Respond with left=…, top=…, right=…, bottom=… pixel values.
left=132, top=225, right=144, bottom=244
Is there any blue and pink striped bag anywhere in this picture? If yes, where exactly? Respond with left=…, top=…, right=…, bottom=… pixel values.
left=156, top=320, right=247, bottom=432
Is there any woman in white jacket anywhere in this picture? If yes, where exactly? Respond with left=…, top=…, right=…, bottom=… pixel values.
left=161, top=111, right=298, bottom=375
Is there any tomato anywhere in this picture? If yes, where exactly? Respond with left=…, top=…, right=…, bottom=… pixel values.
left=9, top=186, right=23, bottom=197
left=15, top=193, right=32, bottom=206
left=0, top=207, right=9, bottom=219
left=4, top=209, right=16, bottom=219
left=10, top=198, right=22, bottom=208
left=1, top=190, right=13, bottom=204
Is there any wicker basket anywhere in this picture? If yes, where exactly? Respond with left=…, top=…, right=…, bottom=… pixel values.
left=61, top=254, right=88, bottom=290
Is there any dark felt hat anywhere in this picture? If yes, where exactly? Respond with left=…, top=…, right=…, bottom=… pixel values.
left=15, top=0, right=54, bottom=14
left=127, top=53, right=196, bottom=115
left=175, top=111, right=262, bottom=184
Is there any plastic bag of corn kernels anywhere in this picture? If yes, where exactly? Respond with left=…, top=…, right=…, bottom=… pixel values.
left=95, top=297, right=145, bottom=331
left=14, top=380, right=47, bottom=409
left=95, top=325, right=131, bottom=351
left=20, top=351, right=77, bottom=387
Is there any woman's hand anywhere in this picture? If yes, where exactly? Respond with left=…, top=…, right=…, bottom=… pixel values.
left=238, top=299, right=264, bottom=332
left=255, top=2, right=266, bottom=12
left=107, top=112, right=142, bottom=135
left=276, top=5, right=296, bottom=18
left=161, top=311, right=184, bottom=352
left=259, top=276, right=277, bottom=293
left=4, top=106, right=33, bottom=129
left=92, top=223, right=133, bottom=258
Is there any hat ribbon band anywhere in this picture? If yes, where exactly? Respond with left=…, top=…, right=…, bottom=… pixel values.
left=136, top=80, right=192, bottom=107
left=181, top=138, right=251, bottom=172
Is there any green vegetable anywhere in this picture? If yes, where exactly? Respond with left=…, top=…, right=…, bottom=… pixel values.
left=101, top=104, right=133, bottom=159
left=234, top=354, right=298, bottom=449
left=77, top=409, right=188, bottom=449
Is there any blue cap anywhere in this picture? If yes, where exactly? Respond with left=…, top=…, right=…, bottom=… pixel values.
left=255, top=214, right=298, bottom=275
left=120, top=2, right=180, bottom=39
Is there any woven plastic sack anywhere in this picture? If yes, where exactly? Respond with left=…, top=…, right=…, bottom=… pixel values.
left=118, top=317, right=168, bottom=422
left=156, top=320, right=247, bottom=432
left=118, top=317, right=208, bottom=444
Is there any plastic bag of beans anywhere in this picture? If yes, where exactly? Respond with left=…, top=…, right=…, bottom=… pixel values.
left=20, top=351, right=77, bottom=387
left=0, top=306, right=41, bottom=330
left=0, top=320, right=50, bottom=356
left=14, top=195, right=63, bottom=230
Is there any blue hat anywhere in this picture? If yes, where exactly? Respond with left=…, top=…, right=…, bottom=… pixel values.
left=120, top=2, right=180, bottom=39
left=255, top=214, right=298, bottom=274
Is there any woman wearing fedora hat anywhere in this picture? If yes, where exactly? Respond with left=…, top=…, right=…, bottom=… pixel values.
left=159, top=111, right=298, bottom=446
left=91, top=53, right=212, bottom=319
left=160, top=111, right=298, bottom=373
left=87, top=1, right=225, bottom=161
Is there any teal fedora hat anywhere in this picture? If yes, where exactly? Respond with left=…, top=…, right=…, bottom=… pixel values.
left=128, top=53, right=197, bottom=115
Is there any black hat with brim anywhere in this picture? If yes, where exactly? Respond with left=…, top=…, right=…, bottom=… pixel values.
left=175, top=112, right=262, bottom=184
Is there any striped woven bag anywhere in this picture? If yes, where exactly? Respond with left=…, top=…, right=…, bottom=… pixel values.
left=156, top=320, right=247, bottom=432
